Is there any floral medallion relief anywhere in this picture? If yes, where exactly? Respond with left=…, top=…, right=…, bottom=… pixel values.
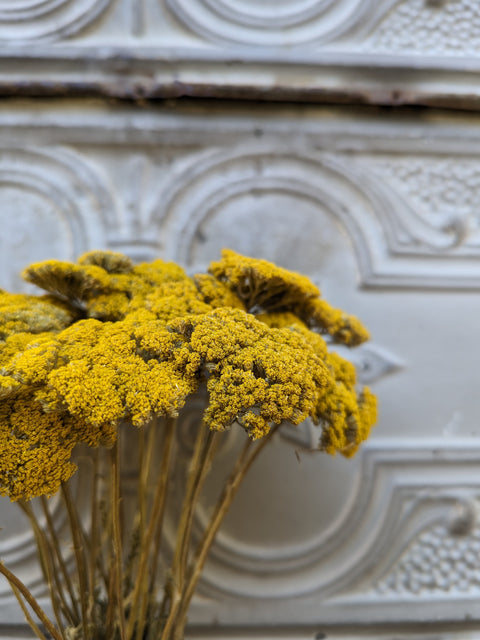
left=375, top=496, right=480, bottom=596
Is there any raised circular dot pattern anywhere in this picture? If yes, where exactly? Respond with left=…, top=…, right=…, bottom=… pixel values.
left=368, top=0, right=480, bottom=54
left=376, top=519, right=480, bottom=595
left=362, top=157, right=480, bottom=233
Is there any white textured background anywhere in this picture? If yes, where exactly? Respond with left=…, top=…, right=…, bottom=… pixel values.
left=1, top=1, right=480, bottom=638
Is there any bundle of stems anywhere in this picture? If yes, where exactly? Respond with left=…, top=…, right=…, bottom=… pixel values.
left=0, top=415, right=279, bottom=640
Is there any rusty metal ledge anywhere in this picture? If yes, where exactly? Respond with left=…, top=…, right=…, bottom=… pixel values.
left=0, top=49, right=480, bottom=111
left=0, top=79, right=479, bottom=113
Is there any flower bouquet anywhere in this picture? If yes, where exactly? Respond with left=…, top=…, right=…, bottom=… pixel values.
left=0, top=249, right=376, bottom=640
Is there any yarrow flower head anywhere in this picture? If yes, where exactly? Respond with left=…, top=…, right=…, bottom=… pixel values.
left=0, top=250, right=376, bottom=500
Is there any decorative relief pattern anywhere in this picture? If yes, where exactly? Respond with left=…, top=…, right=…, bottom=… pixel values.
left=192, top=446, right=480, bottom=610
left=165, top=0, right=395, bottom=48
left=5, top=141, right=479, bottom=291
left=358, top=156, right=480, bottom=253
left=165, top=0, right=480, bottom=55
left=0, top=113, right=478, bottom=630
left=366, top=0, right=480, bottom=55
left=0, top=146, right=115, bottom=291
left=332, top=343, right=404, bottom=385
left=151, top=145, right=480, bottom=288
left=154, top=146, right=383, bottom=277
left=0, top=0, right=112, bottom=43
left=0, top=0, right=476, bottom=56
left=376, top=498, right=480, bottom=595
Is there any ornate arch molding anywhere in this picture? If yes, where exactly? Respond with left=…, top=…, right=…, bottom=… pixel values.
left=165, top=0, right=399, bottom=48
left=149, top=145, right=469, bottom=288
left=0, top=0, right=112, bottom=44
left=194, top=442, right=480, bottom=610
left=0, top=146, right=116, bottom=290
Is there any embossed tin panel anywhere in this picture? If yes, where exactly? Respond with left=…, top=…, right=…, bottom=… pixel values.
left=0, top=1, right=479, bottom=108
left=1, top=103, right=480, bottom=637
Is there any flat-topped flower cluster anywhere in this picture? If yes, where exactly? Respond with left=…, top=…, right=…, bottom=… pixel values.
left=0, top=249, right=376, bottom=501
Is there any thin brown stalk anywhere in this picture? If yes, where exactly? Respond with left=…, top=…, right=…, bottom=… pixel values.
left=170, top=420, right=208, bottom=587
left=40, top=496, right=79, bottom=625
left=17, top=502, right=49, bottom=581
left=61, top=483, right=90, bottom=640
left=139, top=424, right=156, bottom=544
left=10, top=582, right=48, bottom=640
left=126, top=422, right=156, bottom=634
left=105, top=551, right=117, bottom=640
left=0, top=562, right=62, bottom=640
left=174, top=425, right=281, bottom=636
left=87, top=469, right=110, bottom=593
left=139, top=427, right=170, bottom=640
left=134, top=423, right=163, bottom=640
left=111, top=442, right=127, bottom=640
left=125, top=416, right=176, bottom=640
left=87, top=449, right=100, bottom=624
left=18, top=501, right=68, bottom=638
left=159, top=421, right=210, bottom=639
left=177, top=431, right=218, bottom=590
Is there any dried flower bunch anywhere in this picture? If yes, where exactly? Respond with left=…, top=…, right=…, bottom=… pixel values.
left=0, top=249, right=376, bottom=640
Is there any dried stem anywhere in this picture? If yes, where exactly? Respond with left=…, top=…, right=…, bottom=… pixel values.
left=134, top=423, right=163, bottom=640
left=87, top=449, right=100, bottom=625
left=174, top=425, right=281, bottom=635
left=160, top=421, right=211, bottom=640
left=178, top=431, right=218, bottom=589
left=18, top=501, right=67, bottom=639
left=61, top=483, right=90, bottom=640
left=9, top=581, right=48, bottom=640
left=110, top=442, right=127, bottom=640
left=126, top=416, right=176, bottom=640
left=40, top=496, right=79, bottom=626
left=105, top=551, right=117, bottom=640
left=0, top=561, right=62, bottom=640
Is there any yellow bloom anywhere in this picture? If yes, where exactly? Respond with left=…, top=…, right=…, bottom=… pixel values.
left=208, top=249, right=369, bottom=346
left=0, top=249, right=377, bottom=500
left=209, top=249, right=320, bottom=313
left=78, top=250, right=134, bottom=274
left=193, top=273, right=245, bottom=310
left=315, top=352, right=377, bottom=457
left=170, top=308, right=330, bottom=440
left=0, top=292, right=74, bottom=339
left=0, top=393, right=77, bottom=500
left=302, top=298, right=370, bottom=347
left=22, top=261, right=110, bottom=308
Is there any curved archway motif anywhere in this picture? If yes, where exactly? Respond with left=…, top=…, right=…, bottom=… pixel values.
left=150, top=144, right=464, bottom=288
left=165, top=0, right=399, bottom=48
left=193, top=443, right=480, bottom=606
left=0, top=146, right=116, bottom=599
left=0, top=0, right=111, bottom=43
left=0, top=146, right=116, bottom=292
left=146, top=145, right=479, bottom=611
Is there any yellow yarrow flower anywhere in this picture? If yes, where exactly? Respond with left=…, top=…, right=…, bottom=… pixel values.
left=0, top=249, right=377, bottom=500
